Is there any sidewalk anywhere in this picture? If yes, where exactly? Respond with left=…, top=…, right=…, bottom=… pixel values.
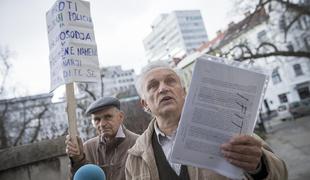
left=265, top=115, right=310, bottom=180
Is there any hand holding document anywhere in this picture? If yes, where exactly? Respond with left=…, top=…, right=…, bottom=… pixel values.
left=171, top=55, right=268, bottom=179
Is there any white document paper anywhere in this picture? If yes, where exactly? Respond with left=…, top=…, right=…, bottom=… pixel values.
left=171, top=55, right=268, bottom=179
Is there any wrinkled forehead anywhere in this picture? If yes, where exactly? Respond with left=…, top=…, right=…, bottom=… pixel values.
left=143, top=67, right=179, bottom=82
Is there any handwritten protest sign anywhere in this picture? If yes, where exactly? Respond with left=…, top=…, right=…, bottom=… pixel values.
left=46, top=0, right=100, bottom=149
left=46, top=0, right=100, bottom=91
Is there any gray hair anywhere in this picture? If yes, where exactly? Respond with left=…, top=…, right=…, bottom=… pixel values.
left=135, top=61, right=185, bottom=99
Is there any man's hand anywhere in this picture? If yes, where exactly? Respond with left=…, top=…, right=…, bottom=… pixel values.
left=65, top=135, right=84, bottom=162
left=221, top=134, right=263, bottom=172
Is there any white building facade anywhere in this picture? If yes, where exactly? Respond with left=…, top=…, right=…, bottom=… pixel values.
left=143, top=10, right=209, bottom=63
left=177, top=2, right=310, bottom=113
left=100, top=66, right=136, bottom=97
left=263, top=59, right=310, bottom=110
left=214, top=2, right=310, bottom=112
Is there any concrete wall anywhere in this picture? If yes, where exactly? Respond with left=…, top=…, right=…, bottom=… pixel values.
left=0, top=136, right=69, bottom=180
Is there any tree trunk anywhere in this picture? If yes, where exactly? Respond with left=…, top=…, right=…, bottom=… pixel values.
left=0, top=102, right=8, bottom=149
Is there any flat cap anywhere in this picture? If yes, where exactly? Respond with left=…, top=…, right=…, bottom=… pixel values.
left=85, top=97, right=120, bottom=115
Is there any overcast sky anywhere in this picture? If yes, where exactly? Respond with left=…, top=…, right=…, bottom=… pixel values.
left=0, top=0, right=234, bottom=97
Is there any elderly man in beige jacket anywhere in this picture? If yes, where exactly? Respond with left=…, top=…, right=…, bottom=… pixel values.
left=65, top=96, right=138, bottom=180
left=125, top=61, right=287, bottom=180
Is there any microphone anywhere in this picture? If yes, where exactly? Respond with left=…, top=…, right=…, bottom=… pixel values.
left=73, top=164, right=106, bottom=180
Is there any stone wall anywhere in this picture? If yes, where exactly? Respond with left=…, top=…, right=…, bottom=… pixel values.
left=0, top=136, right=69, bottom=180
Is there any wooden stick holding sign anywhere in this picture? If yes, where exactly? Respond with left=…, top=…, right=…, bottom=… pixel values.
left=65, top=83, right=79, bottom=154
left=46, top=0, right=100, bottom=154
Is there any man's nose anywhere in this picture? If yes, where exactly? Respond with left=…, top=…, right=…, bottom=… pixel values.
left=99, top=119, right=107, bottom=126
left=158, top=82, right=169, bottom=93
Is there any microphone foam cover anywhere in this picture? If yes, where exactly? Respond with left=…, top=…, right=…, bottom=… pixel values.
left=73, top=164, right=106, bottom=180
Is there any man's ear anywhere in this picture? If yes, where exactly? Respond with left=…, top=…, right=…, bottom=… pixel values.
left=140, top=99, right=149, bottom=110
left=119, top=111, right=125, bottom=123
left=141, top=99, right=152, bottom=113
left=91, top=115, right=96, bottom=127
left=182, top=87, right=187, bottom=97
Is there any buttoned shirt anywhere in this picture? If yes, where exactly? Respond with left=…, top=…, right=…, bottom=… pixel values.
left=154, top=122, right=181, bottom=175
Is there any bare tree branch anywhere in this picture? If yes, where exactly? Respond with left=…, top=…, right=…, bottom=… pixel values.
left=0, top=46, right=14, bottom=149
left=258, top=0, right=309, bottom=32
left=275, top=0, right=310, bottom=15
left=0, top=46, right=12, bottom=95
left=283, top=13, right=303, bottom=40
left=0, top=101, right=9, bottom=148
left=223, top=44, right=254, bottom=59
left=237, top=50, right=310, bottom=61
left=77, top=83, right=96, bottom=101
left=222, top=0, right=310, bottom=62
left=30, top=106, right=48, bottom=143
left=256, top=42, right=279, bottom=53
left=13, top=102, right=49, bottom=146
left=222, top=41, right=310, bottom=61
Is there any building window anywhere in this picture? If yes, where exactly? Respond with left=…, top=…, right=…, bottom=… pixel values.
left=268, top=2, right=273, bottom=11
left=257, top=30, right=267, bottom=41
left=287, top=43, right=294, bottom=51
left=303, top=16, right=310, bottom=29
left=279, top=15, right=286, bottom=30
left=293, top=64, right=303, bottom=76
left=304, top=36, right=310, bottom=50
left=297, top=86, right=310, bottom=99
left=272, top=68, right=282, bottom=84
left=297, top=18, right=303, bottom=29
left=278, top=93, right=288, bottom=103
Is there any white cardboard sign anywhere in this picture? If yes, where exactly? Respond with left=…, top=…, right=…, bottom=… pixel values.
left=46, top=0, right=100, bottom=91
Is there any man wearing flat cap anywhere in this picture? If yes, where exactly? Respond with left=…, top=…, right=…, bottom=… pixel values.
left=65, top=96, right=138, bottom=180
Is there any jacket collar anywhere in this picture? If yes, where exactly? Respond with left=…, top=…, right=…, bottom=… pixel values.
left=99, top=125, right=127, bottom=145
left=128, top=119, right=155, bottom=156
left=128, top=118, right=160, bottom=179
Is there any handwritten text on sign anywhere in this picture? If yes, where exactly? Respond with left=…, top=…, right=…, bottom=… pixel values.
left=46, top=0, right=100, bottom=91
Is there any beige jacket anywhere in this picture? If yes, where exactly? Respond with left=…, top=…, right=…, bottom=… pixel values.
left=69, top=126, right=138, bottom=180
left=125, top=119, right=288, bottom=180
